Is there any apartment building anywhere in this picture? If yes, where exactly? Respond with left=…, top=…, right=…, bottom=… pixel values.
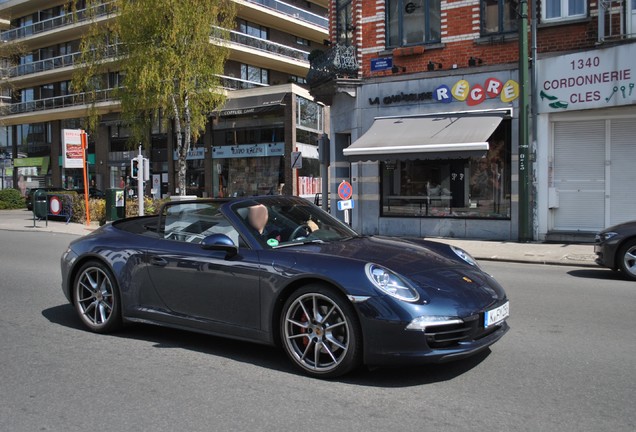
left=0, top=0, right=329, bottom=198
left=308, top=0, right=636, bottom=241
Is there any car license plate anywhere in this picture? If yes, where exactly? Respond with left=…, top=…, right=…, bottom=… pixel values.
left=484, top=301, right=509, bottom=328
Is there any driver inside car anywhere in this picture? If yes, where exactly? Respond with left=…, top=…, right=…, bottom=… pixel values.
left=247, top=204, right=281, bottom=245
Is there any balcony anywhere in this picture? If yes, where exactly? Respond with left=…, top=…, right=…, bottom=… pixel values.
left=6, top=45, right=121, bottom=85
left=214, top=27, right=310, bottom=76
left=217, top=74, right=269, bottom=91
left=244, top=0, right=327, bottom=28
left=306, top=44, right=360, bottom=105
left=237, top=0, right=328, bottom=42
left=1, top=88, right=118, bottom=126
left=0, top=1, right=116, bottom=43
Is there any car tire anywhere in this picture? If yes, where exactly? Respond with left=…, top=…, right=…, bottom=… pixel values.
left=73, top=261, right=122, bottom=333
left=618, top=239, right=636, bottom=281
left=280, top=284, right=362, bottom=378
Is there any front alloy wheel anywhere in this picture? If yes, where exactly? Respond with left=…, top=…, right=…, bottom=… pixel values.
left=73, top=261, right=122, bottom=333
left=619, top=239, right=636, bottom=281
left=281, top=285, right=361, bottom=378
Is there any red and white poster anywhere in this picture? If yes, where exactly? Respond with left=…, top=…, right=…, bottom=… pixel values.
left=63, top=129, right=84, bottom=169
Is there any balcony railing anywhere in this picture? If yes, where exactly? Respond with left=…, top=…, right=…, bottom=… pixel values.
left=217, top=74, right=269, bottom=90
left=6, top=88, right=116, bottom=115
left=220, top=27, right=310, bottom=62
left=306, top=44, right=358, bottom=86
left=7, top=45, right=121, bottom=78
left=245, top=0, right=328, bottom=28
left=0, top=1, right=116, bottom=42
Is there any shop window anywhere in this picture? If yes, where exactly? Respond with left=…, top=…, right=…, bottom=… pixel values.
left=387, top=0, right=441, bottom=47
left=215, top=156, right=285, bottom=197
left=481, top=0, right=518, bottom=35
left=542, top=0, right=586, bottom=22
left=381, top=122, right=511, bottom=219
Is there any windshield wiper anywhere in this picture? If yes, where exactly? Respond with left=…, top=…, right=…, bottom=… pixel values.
left=273, top=239, right=325, bottom=249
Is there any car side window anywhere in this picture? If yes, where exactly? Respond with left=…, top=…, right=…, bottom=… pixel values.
left=162, top=203, right=242, bottom=246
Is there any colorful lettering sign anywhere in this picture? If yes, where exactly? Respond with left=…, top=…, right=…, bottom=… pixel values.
left=372, top=77, right=520, bottom=107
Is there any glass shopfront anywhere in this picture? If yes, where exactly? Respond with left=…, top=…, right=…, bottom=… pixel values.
left=212, top=125, right=286, bottom=197
left=380, top=120, right=511, bottom=219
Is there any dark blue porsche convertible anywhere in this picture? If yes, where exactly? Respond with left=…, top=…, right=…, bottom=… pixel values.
left=61, top=196, right=509, bottom=378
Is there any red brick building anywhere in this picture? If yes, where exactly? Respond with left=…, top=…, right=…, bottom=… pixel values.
left=309, top=0, right=636, bottom=241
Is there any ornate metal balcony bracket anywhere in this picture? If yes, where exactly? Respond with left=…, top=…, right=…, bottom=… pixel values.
left=306, top=44, right=360, bottom=105
left=306, top=44, right=359, bottom=86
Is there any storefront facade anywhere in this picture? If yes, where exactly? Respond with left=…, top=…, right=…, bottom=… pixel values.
left=1, top=84, right=326, bottom=199
left=329, top=67, right=521, bottom=240
left=536, top=43, right=636, bottom=241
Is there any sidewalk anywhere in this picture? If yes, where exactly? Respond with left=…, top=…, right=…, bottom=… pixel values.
left=0, top=208, right=598, bottom=267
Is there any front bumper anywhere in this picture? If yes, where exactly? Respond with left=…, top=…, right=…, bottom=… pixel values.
left=358, top=300, right=510, bottom=366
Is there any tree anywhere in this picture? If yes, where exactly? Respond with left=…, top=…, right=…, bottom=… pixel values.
left=73, top=0, right=236, bottom=195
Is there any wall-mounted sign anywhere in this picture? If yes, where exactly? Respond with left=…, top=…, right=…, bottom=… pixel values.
left=368, top=77, right=520, bottom=107
left=173, top=147, right=205, bottom=160
left=537, top=44, right=635, bottom=113
left=212, top=143, right=285, bottom=159
left=371, top=57, right=393, bottom=72
left=62, top=129, right=84, bottom=169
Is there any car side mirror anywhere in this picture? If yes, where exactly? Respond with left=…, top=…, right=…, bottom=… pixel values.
left=200, top=234, right=238, bottom=258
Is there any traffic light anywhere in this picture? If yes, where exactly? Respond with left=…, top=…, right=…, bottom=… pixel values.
left=143, top=157, right=150, bottom=181
left=131, top=159, right=139, bottom=179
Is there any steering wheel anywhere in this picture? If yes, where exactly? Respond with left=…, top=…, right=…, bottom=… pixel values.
left=289, top=224, right=311, bottom=241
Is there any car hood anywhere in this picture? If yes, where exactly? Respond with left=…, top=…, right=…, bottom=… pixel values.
left=286, top=236, right=506, bottom=312
left=600, top=220, right=636, bottom=235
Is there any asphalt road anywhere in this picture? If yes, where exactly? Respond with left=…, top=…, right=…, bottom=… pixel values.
left=0, top=230, right=634, bottom=432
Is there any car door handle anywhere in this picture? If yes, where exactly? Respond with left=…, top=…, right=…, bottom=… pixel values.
left=150, top=256, right=168, bottom=267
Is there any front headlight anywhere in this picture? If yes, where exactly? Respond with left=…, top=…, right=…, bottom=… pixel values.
left=595, top=231, right=617, bottom=243
left=365, top=263, right=420, bottom=302
left=450, top=245, right=479, bottom=267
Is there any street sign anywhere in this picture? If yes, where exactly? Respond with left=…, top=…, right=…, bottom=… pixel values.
left=371, top=57, right=393, bottom=72
left=337, top=199, right=354, bottom=211
left=337, top=180, right=352, bottom=200
left=291, top=151, right=302, bottom=169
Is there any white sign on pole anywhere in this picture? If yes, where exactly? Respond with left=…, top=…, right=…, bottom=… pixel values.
left=337, top=199, right=354, bottom=211
left=291, top=151, right=303, bottom=169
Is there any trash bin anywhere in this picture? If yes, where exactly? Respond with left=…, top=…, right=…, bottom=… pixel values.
left=105, top=188, right=126, bottom=221
left=33, top=189, right=48, bottom=220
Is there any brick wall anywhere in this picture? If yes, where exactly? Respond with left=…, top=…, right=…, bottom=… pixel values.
left=333, top=0, right=608, bottom=78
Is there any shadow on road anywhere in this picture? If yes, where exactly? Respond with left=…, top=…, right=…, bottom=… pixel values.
left=42, top=303, right=490, bottom=387
left=567, top=268, right=627, bottom=281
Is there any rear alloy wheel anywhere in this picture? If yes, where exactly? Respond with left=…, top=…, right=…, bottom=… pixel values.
left=618, top=239, right=636, bottom=281
left=281, top=285, right=361, bottom=378
left=73, top=261, right=122, bottom=333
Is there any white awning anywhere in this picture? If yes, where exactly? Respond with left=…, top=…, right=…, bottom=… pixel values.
left=343, top=114, right=505, bottom=161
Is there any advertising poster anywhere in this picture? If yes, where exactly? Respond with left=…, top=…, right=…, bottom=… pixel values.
left=63, top=129, right=84, bottom=169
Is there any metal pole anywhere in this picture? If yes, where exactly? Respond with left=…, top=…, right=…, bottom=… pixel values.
left=137, top=145, right=144, bottom=216
left=518, top=0, right=532, bottom=241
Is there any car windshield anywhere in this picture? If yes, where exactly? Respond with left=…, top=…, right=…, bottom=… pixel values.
left=230, top=197, right=358, bottom=248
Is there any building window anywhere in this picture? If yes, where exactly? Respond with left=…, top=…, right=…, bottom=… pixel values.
left=240, top=64, right=269, bottom=87
left=542, top=0, right=586, bottom=21
left=387, top=0, right=441, bottom=47
left=481, top=0, right=518, bottom=35
left=238, top=19, right=268, bottom=40
left=295, top=36, right=310, bottom=46
left=336, top=0, right=353, bottom=44
left=380, top=122, right=511, bottom=219
left=290, top=75, right=307, bottom=85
